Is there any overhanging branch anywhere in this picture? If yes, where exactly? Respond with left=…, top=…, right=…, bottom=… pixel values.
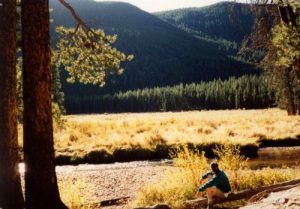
left=57, top=0, right=100, bottom=45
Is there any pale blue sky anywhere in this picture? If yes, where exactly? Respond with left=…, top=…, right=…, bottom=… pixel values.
left=96, top=0, right=232, bottom=12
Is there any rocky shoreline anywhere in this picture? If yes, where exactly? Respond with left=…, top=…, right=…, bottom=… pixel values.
left=240, top=186, right=300, bottom=209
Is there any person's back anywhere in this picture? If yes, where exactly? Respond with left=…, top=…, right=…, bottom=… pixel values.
left=209, top=170, right=230, bottom=193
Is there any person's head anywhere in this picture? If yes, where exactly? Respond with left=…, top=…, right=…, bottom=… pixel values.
left=210, top=162, right=219, bottom=173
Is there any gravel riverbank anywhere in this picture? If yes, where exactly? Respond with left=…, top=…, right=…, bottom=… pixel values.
left=46, top=161, right=171, bottom=208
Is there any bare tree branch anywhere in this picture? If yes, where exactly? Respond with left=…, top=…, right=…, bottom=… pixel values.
left=57, top=0, right=102, bottom=46
left=57, top=0, right=86, bottom=29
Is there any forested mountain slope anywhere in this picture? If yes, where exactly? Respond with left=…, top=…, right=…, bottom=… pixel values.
left=156, top=2, right=255, bottom=54
left=50, top=0, right=257, bottom=99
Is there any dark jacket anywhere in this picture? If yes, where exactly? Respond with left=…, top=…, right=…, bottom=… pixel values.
left=198, top=170, right=231, bottom=193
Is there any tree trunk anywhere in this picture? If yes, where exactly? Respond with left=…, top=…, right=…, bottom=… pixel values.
left=21, top=0, right=68, bottom=208
left=283, top=69, right=296, bottom=115
left=294, top=59, right=300, bottom=86
left=0, top=1, right=24, bottom=208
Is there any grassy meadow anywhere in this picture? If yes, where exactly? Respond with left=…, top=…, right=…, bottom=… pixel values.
left=18, top=108, right=300, bottom=163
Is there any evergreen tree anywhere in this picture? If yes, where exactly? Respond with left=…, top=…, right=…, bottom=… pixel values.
left=21, top=0, right=68, bottom=208
left=64, top=75, right=275, bottom=114
left=0, top=1, right=24, bottom=208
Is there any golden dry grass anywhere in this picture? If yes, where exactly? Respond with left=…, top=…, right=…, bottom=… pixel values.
left=59, top=176, right=92, bottom=209
left=18, top=108, right=300, bottom=157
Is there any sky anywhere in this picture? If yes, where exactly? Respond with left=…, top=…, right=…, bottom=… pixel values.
left=96, top=0, right=231, bottom=12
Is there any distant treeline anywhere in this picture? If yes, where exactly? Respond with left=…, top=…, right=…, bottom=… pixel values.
left=65, top=75, right=275, bottom=114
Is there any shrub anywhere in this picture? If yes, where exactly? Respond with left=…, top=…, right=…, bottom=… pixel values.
left=213, top=144, right=247, bottom=191
left=134, top=145, right=209, bottom=208
left=84, top=149, right=113, bottom=163
left=53, top=102, right=66, bottom=130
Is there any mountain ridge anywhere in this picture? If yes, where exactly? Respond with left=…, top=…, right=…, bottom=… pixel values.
left=155, top=1, right=254, bottom=44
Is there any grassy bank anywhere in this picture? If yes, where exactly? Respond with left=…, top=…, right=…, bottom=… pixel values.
left=18, top=109, right=300, bottom=164
left=133, top=145, right=300, bottom=209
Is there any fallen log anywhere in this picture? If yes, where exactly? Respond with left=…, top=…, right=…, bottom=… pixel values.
left=185, top=178, right=300, bottom=209
left=64, top=196, right=130, bottom=208
left=247, top=183, right=300, bottom=202
left=100, top=196, right=130, bottom=207
left=133, top=204, right=172, bottom=209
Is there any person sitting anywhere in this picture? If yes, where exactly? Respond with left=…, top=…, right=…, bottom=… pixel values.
left=198, top=162, right=231, bottom=209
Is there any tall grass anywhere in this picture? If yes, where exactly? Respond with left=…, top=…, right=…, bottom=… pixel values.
left=52, top=109, right=300, bottom=158
left=59, top=176, right=93, bottom=209
left=132, top=146, right=209, bottom=208
left=17, top=109, right=300, bottom=161
left=133, top=144, right=300, bottom=208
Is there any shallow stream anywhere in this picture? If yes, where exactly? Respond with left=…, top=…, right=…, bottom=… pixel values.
left=18, top=146, right=300, bottom=174
left=248, top=146, right=300, bottom=168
